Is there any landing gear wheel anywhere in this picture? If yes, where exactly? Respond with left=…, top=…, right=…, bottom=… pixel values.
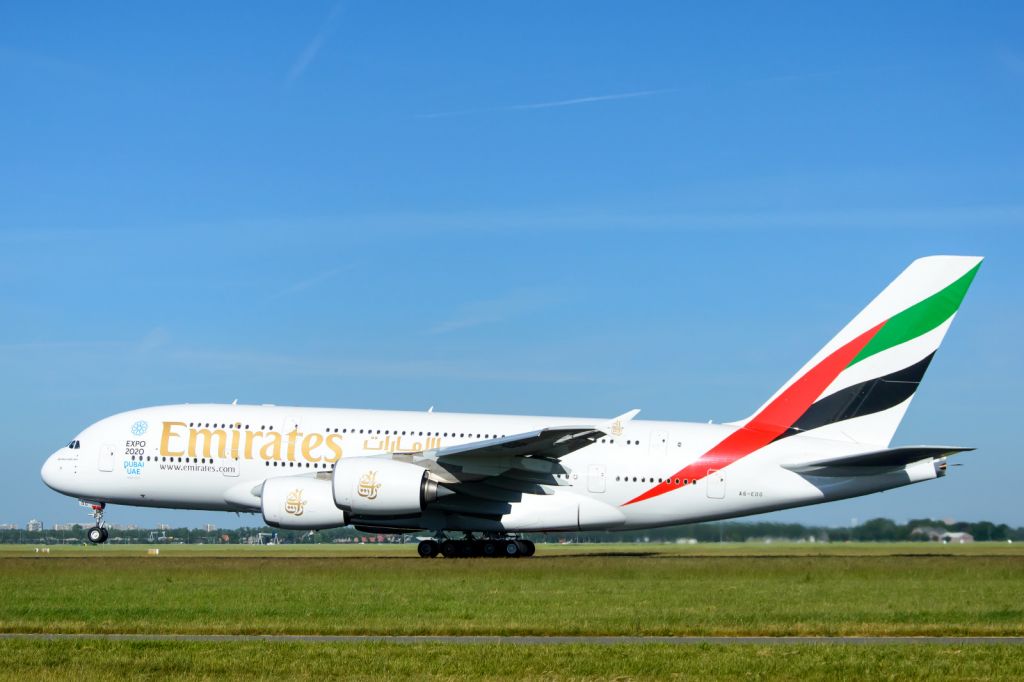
left=440, top=540, right=459, bottom=558
left=503, top=539, right=521, bottom=557
left=87, top=526, right=107, bottom=544
left=482, top=540, right=498, bottom=557
left=519, top=539, right=536, bottom=557
left=417, top=540, right=439, bottom=558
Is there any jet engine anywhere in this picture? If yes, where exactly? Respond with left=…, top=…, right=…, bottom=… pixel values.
left=261, top=475, right=349, bottom=530
left=333, top=458, right=439, bottom=516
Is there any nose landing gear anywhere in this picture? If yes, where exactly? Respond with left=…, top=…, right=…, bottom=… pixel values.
left=84, top=502, right=108, bottom=544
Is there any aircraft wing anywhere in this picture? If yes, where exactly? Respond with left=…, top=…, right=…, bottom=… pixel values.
left=355, top=410, right=641, bottom=516
left=335, top=410, right=639, bottom=523
left=422, top=409, right=639, bottom=476
left=783, top=445, right=973, bottom=474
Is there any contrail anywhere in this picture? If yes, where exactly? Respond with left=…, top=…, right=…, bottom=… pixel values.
left=287, top=1, right=345, bottom=84
left=417, top=89, right=672, bottom=119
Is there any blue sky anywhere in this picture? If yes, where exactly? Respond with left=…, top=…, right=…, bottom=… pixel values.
left=2, top=3, right=1022, bottom=530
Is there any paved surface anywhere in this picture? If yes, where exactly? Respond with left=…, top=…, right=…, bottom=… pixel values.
left=2, top=633, right=1023, bottom=645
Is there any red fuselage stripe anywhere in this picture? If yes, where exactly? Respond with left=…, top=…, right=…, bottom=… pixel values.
left=622, top=321, right=885, bottom=506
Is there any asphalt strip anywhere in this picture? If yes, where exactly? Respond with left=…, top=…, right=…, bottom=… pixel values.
left=2, top=634, right=1023, bottom=645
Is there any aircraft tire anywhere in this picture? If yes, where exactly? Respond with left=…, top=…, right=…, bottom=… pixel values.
left=503, top=539, right=521, bottom=557
left=440, top=540, right=459, bottom=558
left=417, top=540, right=438, bottom=558
left=87, top=527, right=106, bottom=544
left=519, top=540, right=535, bottom=557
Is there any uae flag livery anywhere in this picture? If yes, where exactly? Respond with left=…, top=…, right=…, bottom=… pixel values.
left=624, top=256, right=982, bottom=507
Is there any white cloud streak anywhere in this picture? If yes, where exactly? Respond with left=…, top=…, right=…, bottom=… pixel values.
left=287, top=2, right=346, bottom=84
left=428, top=289, right=562, bottom=335
left=417, top=89, right=672, bottom=119
left=168, top=346, right=591, bottom=384
left=268, top=267, right=344, bottom=300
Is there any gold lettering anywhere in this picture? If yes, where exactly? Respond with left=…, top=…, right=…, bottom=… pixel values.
left=324, top=434, right=343, bottom=463
left=301, top=434, right=323, bottom=462
left=188, top=428, right=227, bottom=458
left=230, top=429, right=240, bottom=460
left=285, top=489, right=306, bottom=516
left=357, top=470, right=381, bottom=500
left=243, top=430, right=259, bottom=460
left=160, top=422, right=186, bottom=457
left=286, top=429, right=302, bottom=462
left=260, top=431, right=282, bottom=461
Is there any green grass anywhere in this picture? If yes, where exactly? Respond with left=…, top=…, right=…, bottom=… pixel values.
left=0, top=640, right=1022, bottom=681
left=4, top=540, right=1022, bottom=557
left=1, top=543, right=1022, bottom=637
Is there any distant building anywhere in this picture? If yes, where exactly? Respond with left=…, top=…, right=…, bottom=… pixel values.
left=26, top=519, right=43, bottom=532
left=204, top=523, right=218, bottom=532
left=911, top=527, right=976, bottom=544
left=53, top=523, right=78, bottom=531
left=910, top=526, right=946, bottom=541
left=0, top=523, right=17, bottom=530
left=158, top=523, right=171, bottom=531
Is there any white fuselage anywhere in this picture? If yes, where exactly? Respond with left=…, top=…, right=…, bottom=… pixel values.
left=41, top=403, right=942, bottom=532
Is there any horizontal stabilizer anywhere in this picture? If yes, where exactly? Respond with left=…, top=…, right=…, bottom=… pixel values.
left=783, top=445, right=973, bottom=473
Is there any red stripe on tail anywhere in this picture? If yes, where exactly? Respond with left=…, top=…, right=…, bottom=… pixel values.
left=622, top=321, right=885, bottom=506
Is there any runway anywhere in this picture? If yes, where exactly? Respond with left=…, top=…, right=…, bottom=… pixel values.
left=3, top=633, right=1023, bottom=645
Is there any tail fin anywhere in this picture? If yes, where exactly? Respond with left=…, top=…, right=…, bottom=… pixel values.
left=740, top=256, right=982, bottom=446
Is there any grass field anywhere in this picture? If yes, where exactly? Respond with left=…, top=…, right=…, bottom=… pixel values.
left=3, top=540, right=1021, bottom=558
left=4, top=543, right=1022, bottom=679
left=2, top=640, right=1023, bottom=681
left=1, top=542, right=1022, bottom=638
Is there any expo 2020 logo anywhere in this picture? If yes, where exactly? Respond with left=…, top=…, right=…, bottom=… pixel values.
left=131, top=420, right=149, bottom=436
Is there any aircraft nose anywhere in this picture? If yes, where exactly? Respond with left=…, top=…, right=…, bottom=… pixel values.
left=40, top=452, right=63, bottom=492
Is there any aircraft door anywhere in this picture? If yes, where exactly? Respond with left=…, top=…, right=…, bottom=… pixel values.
left=98, top=444, right=115, bottom=472
left=587, top=465, right=606, bottom=493
left=706, top=469, right=726, bottom=499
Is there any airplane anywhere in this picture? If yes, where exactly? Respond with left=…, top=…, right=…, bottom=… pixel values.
left=41, top=255, right=981, bottom=558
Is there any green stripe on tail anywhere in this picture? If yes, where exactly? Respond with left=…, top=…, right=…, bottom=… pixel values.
left=849, top=262, right=981, bottom=367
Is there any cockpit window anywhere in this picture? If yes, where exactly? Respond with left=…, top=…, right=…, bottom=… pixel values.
left=66, top=440, right=81, bottom=449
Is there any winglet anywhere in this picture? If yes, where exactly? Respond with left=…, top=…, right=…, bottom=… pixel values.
left=601, top=409, right=641, bottom=436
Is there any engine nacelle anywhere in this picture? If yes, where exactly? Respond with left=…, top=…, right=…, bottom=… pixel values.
left=261, top=475, right=349, bottom=530
left=333, top=458, right=438, bottom=516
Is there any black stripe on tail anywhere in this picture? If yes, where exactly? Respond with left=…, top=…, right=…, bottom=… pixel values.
left=774, top=352, right=935, bottom=441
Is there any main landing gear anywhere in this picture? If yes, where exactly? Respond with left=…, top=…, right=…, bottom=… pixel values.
left=85, top=503, right=108, bottom=544
left=417, top=534, right=536, bottom=559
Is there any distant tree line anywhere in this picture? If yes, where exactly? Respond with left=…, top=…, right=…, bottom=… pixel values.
left=2, top=517, right=1021, bottom=545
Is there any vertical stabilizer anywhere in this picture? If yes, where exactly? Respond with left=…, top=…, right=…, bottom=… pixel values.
left=740, top=256, right=982, bottom=446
